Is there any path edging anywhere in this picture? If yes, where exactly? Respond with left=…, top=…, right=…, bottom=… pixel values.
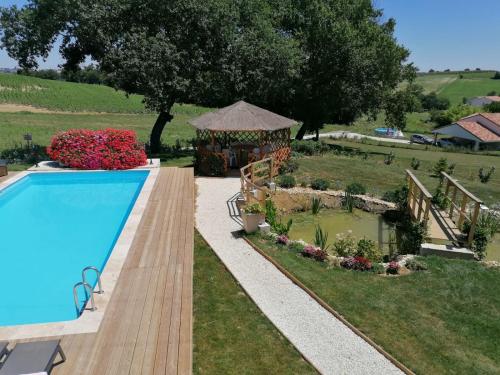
left=243, top=236, right=415, bottom=375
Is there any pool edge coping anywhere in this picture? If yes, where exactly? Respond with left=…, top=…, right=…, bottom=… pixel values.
left=0, top=163, right=160, bottom=340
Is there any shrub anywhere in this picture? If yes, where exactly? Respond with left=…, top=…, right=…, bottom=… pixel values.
left=242, top=203, right=264, bottom=214
left=399, top=219, right=428, bottom=254
left=384, top=151, right=395, bottom=165
left=431, top=187, right=449, bottom=210
left=291, top=140, right=329, bottom=155
left=346, top=182, right=366, bottom=195
left=431, top=104, right=476, bottom=127
left=371, top=263, right=386, bottom=274
left=386, top=261, right=400, bottom=275
left=302, top=244, right=327, bottom=262
left=314, top=225, right=330, bottom=252
left=278, top=175, right=296, bottom=188
left=264, top=199, right=293, bottom=235
left=463, top=211, right=500, bottom=259
left=341, top=256, right=372, bottom=271
left=405, top=258, right=428, bottom=271
left=493, top=71, right=500, bottom=80
left=279, top=159, right=299, bottom=174
left=47, top=129, right=147, bottom=170
left=356, top=238, right=382, bottom=262
left=433, top=157, right=448, bottom=177
left=333, top=232, right=356, bottom=257
left=420, top=92, right=450, bottom=111
left=311, top=178, right=330, bottom=191
left=288, top=242, right=304, bottom=253
left=0, top=143, right=47, bottom=165
left=411, top=158, right=420, bottom=170
left=478, top=167, right=495, bottom=183
left=276, top=234, right=289, bottom=245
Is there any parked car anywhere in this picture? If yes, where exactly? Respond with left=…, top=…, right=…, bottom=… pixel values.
left=410, top=134, right=434, bottom=145
left=436, top=138, right=456, bottom=148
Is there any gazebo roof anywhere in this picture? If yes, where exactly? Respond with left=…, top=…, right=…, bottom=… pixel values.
left=189, top=100, right=296, bottom=132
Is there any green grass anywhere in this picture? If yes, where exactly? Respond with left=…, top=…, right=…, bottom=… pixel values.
left=193, top=230, right=316, bottom=374
left=0, top=72, right=149, bottom=113
left=0, top=103, right=211, bottom=150
left=415, top=71, right=500, bottom=104
left=247, top=233, right=500, bottom=374
left=292, top=139, right=500, bottom=205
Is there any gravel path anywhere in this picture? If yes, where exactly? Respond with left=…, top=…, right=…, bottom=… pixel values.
left=305, top=130, right=412, bottom=144
left=195, top=177, right=403, bottom=375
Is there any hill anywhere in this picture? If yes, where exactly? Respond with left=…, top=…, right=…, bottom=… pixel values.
left=416, top=70, right=500, bottom=104
left=0, top=72, right=147, bottom=113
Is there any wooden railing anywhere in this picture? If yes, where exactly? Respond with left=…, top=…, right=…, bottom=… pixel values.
left=441, top=172, right=482, bottom=246
left=406, top=169, right=432, bottom=224
left=240, top=158, right=276, bottom=205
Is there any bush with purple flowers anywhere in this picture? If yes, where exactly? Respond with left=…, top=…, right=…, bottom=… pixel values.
left=341, top=256, right=372, bottom=271
left=302, top=245, right=327, bottom=262
left=276, top=235, right=289, bottom=245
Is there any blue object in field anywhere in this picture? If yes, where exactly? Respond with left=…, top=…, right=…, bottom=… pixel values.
left=0, top=171, right=148, bottom=326
left=374, top=127, right=395, bottom=136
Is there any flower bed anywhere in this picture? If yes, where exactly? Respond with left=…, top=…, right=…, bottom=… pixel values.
left=47, top=129, right=147, bottom=170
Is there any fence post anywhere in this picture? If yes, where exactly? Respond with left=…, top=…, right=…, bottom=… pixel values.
left=467, top=202, right=481, bottom=246
left=457, top=193, right=468, bottom=230
left=417, top=191, right=424, bottom=221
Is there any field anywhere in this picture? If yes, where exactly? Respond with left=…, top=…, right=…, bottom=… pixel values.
left=0, top=72, right=147, bottom=113
left=416, top=70, right=500, bottom=105
left=193, top=231, right=315, bottom=374
left=247, top=234, right=500, bottom=375
left=292, top=139, right=500, bottom=205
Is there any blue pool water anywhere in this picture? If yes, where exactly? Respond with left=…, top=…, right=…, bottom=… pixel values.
left=0, top=171, right=149, bottom=326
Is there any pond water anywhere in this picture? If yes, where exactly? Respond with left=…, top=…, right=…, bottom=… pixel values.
left=284, top=208, right=500, bottom=261
left=284, top=209, right=395, bottom=251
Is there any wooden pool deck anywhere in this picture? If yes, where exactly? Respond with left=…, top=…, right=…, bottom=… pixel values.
left=13, top=167, right=194, bottom=374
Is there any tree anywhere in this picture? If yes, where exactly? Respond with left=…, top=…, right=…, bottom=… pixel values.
left=493, top=71, right=500, bottom=80
left=430, top=104, right=476, bottom=127
left=384, top=84, right=422, bottom=130
left=420, top=91, right=450, bottom=111
left=1, top=0, right=413, bottom=147
left=1, top=0, right=300, bottom=152
left=277, top=1, right=415, bottom=139
left=484, top=102, right=500, bottom=113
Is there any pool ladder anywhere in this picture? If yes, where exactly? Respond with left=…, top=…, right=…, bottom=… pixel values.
left=73, top=266, right=104, bottom=314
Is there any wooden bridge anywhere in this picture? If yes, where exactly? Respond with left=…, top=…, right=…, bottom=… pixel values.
left=406, top=169, right=482, bottom=248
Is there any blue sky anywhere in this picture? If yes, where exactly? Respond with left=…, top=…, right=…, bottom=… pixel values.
left=1, top=0, right=500, bottom=71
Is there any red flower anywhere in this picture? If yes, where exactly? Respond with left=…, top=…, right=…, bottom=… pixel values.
left=47, top=129, right=147, bottom=170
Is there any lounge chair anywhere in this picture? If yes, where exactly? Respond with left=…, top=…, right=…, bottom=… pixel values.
left=0, top=342, right=9, bottom=364
left=0, top=340, right=65, bottom=375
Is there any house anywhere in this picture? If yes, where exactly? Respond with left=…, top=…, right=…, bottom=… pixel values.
left=467, top=96, right=500, bottom=107
left=432, top=113, right=500, bottom=150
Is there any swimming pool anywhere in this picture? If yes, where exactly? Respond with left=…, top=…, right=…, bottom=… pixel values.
left=0, top=170, right=149, bottom=326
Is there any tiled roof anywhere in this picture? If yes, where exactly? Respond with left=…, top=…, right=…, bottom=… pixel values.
left=455, top=120, right=500, bottom=142
left=481, top=112, right=500, bottom=125
left=484, top=96, right=500, bottom=102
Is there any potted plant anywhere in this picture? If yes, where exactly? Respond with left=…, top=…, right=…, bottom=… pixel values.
left=241, top=203, right=265, bottom=233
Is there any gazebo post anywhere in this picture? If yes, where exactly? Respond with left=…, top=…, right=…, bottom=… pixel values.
left=210, top=131, right=215, bottom=148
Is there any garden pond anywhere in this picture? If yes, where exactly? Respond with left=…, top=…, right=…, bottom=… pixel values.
left=284, top=208, right=500, bottom=261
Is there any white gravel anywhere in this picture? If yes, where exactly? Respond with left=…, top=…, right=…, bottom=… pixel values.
left=304, top=130, right=412, bottom=144
left=196, top=177, right=403, bottom=375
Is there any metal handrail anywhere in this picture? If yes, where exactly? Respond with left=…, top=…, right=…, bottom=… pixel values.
left=82, top=266, right=104, bottom=294
left=73, top=282, right=97, bottom=314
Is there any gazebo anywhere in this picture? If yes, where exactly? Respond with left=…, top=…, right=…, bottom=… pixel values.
left=190, top=101, right=296, bottom=176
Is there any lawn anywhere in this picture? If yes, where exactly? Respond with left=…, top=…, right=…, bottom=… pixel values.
left=193, top=230, right=316, bottom=374
left=292, top=139, right=500, bottom=205
left=0, top=104, right=212, bottom=151
left=246, top=233, right=500, bottom=375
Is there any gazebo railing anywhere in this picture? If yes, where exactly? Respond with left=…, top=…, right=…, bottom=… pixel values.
left=240, top=157, right=276, bottom=205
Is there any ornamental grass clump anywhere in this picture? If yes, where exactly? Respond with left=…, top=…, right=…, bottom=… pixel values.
left=47, top=128, right=147, bottom=170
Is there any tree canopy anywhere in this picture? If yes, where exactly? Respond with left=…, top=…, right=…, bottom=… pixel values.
left=1, top=0, right=414, bottom=150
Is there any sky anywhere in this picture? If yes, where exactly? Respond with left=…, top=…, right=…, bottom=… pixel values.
left=1, top=0, right=499, bottom=72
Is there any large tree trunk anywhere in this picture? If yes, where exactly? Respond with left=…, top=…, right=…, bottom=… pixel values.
left=295, top=123, right=308, bottom=140
left=150, top=110, right=173, bottom=154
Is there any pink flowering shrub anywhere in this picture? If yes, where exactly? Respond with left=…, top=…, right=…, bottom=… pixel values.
left=302, top=244, right=328, bottom=262
left=276, top=235, right=289, bottom=245
left=341, top=256, right=372, bottom=271
left=47, top=129, right=147, bottom=170
left=386, top=261, right=400, bottom=275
